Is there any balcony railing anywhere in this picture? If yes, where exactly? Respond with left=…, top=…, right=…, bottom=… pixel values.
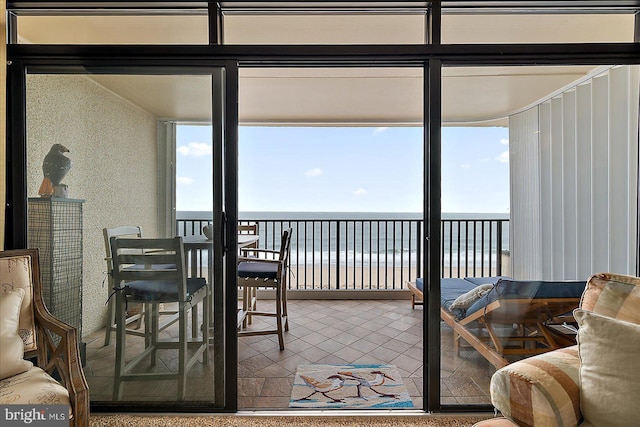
left=177, top=216, right=509, bottom=290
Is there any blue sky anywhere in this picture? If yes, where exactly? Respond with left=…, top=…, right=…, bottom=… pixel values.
left=176, top=125, right=509, bottom=213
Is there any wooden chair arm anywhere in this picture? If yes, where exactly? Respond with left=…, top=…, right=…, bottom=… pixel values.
left=34, top=301, right=89, bottom=427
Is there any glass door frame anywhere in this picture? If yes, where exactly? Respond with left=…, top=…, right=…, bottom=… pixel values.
left=6, top=60, right=240, bottom=411
left=6, top=43, right=640, bottom=416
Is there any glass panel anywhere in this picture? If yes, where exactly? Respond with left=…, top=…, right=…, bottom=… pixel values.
left=439, top=64, right=639, bottom=406
left=16, top=14, right=208, bottom=44
left=25, top=71, right=225, bottom=405
left=439, top=126, right=509, bottom=406
left=224, top=14, right=425, bottom=44
left=235, top=67, right=424, bottom=410
left=442, top=13, right=635, bottom=44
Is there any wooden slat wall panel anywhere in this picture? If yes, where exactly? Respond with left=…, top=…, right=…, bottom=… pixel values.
left=509, top=107, right=542, bottom=280
left=510, top=66, right=639, bottom=280
left=550, top=97, right=565, bottom=278
left=591, top=73, right=610, bottom=274
left=539, top=102, right=553, bottom=279
left=576, top=82, right=593, bottom=279
left=562, top=89, right=578, bottom=279
left=609, top=66, right=631, bottom=274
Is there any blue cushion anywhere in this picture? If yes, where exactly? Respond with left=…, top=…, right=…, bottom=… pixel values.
left=465, top=279, right=586, bottom=317
left=440, top=278, right=479, bottom=319
left=440, top=278, right=477, bottom=309
left=125, top=277, right=207, bottom=303
left=412, top=276, right=509, bottom=319
left=238, top=261, right=279, bottom=280
left=416, top=276, right=504, bottom=310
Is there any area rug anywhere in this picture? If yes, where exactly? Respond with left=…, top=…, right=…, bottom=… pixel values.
left=289, top=364, right=414, bottom=409
left=91, top=414, right=492, bottom=426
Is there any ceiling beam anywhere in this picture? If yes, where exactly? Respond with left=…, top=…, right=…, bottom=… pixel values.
left=9, top=43, right=640, bottom=67
left=7, top=1, right=640, bottom=14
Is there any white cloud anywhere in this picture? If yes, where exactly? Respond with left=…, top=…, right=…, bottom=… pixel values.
left=373, top=127, right=389, bottom=136
left=177, top=176, right=194, bottom=185
left=496, top=151, right=510, bottom=163
left=500, top=138, right=509, bottom=145
left=353, top=188, right=368, bottom=196
left=305, top=168, right=323, bottom=177
left=461, top=163, right=471, bottom=169
left=177, top=142, right=212, bottom=157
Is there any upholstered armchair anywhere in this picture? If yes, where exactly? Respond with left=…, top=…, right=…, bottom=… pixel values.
left=477, top=272, right=640, bottom=427
left=0, top=249, right=89, bottom=427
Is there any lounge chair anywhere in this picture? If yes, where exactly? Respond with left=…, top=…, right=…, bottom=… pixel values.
left=408, top=276, right=585, bottom=369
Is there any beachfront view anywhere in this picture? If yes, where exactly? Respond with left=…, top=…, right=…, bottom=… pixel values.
left=18, top=12, right=638, bottom=415
left=27, top=61, right=636, bottom=412
left=176, top=125, right=511, bottom=290
left=171, top=124, right=510, bottom=408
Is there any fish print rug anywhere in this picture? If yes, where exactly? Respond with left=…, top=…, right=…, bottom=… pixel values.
left=289, top=364, right=414, bottom=409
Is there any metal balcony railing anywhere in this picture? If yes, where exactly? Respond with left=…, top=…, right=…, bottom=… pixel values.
left=177, top=216, right=509, bottom=290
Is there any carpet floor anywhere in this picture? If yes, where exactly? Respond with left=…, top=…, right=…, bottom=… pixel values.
left=90, top=414, right=492, bottom=426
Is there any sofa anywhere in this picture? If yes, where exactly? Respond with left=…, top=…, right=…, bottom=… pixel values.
left=0, top=249, right=89, bottom=426
left=477, top=272, right=640, bottom=427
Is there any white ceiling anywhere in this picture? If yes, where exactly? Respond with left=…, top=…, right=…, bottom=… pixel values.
left=18, top=12, right=635, bottom=126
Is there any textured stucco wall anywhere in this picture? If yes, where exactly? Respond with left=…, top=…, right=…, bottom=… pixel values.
left=26, top=74, right=159, bottom=336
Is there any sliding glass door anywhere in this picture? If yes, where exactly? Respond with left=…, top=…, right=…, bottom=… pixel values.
left=20, top=64, right=238, bottom=409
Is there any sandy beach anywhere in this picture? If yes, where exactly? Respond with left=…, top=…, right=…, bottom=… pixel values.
left=284, top=265, right=502, bottom=291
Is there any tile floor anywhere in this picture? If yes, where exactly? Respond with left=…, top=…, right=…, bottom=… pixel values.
left=83, top=299, right=494, bottom=408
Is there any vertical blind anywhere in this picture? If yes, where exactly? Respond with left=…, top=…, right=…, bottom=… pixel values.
left=510, top=65, right=640, bottom=280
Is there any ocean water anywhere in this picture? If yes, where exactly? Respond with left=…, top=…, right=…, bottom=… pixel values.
left=177, top=211, right=509, bottom=269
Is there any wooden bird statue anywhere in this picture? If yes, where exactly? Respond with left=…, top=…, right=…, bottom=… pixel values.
left=38, top=144, right=71, bottom=197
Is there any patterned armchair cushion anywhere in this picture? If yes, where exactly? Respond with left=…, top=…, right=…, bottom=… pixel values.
left=0, top=254, right=36, bottom=352
left=0, top=367, right=71, bottom=414
left=579, top=272, right=640, bottom=324
left=490, top=346, right=581, bottom=427
left=0, top=253, right=71, bottom=415
left=0, top=289, right=33, bottom=380
left=0, top=249, right=88, bottom=426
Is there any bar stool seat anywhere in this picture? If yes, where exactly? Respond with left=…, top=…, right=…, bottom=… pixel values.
left=237, top=228, right=292, bottom=351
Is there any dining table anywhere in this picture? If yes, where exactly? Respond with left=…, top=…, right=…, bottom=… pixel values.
left=181, top=232, right=259, bottom=401
left=182, top=234, right=259, bottom=283
left=182, top=233, right=260, bottom=332
left=182, top=234, right=259, bottom=281
left=182, top=234, right=259, bottom=353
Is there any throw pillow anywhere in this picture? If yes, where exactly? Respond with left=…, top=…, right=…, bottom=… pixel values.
left=0, top=288, right=34, bottom=380
left=450, top=283, right=495, bottom=310
left=574, top=309, right=640, bottom=427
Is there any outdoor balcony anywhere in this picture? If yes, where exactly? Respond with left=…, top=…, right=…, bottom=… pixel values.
left=82, top=298, right=494, bottom=409
left=81, top=215, right=505, bottom=408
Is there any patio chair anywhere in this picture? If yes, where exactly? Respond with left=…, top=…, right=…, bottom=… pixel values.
left=102, top=226, right=179, bottom=346
left=237, top=228, right=292, bottom=350
left=238, top=223, right=259, bottom=241
left=238, top=223, right=258, bottom=326
left=0, top=248, right=89, bottom=426
left=110, top=237, right=209, bottom=400
left=410, top=276, right=585, bottom=368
